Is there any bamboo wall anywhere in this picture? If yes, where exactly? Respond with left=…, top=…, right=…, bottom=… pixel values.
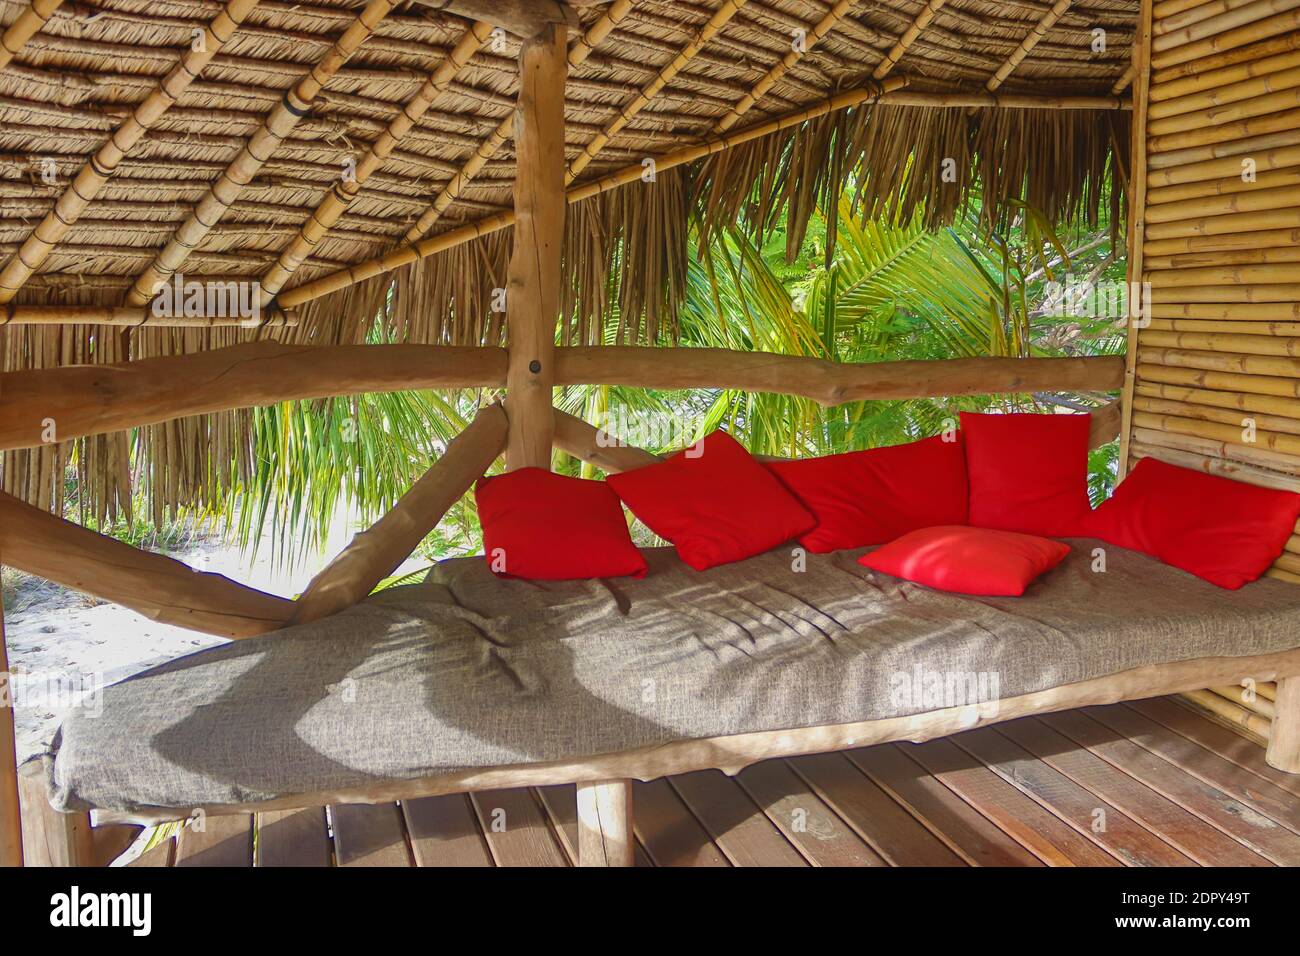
left=1122, top=0, right=1300, bottom=743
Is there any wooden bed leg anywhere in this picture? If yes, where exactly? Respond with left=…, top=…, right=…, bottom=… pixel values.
left=17, top=762, right=92, bottom=866
left=576, top=779, right=634, bottom=867
left=1267, top=677, right=1300, bottom=774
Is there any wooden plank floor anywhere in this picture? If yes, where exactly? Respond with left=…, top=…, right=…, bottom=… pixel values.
left=125, top=697, right=1300, bottom=867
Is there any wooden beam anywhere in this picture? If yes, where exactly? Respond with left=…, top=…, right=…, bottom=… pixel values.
left=290, top=403, right=508, bottom=625
left=576, top=779, right=634, bottom=867
left=122, top=0, right=397, bottom=307
left=567, top=0, right=748, bottom=181
left=552, top=407, right=663, bottom=472
left=0, top=0, right=62, bottom=72
left=986, top=0, right=1074, bottom=92
left=411, top=0, right=581, bottom=38
left=504, top=24, right=567, bottom=471
left=0, top=341, right=508, bottom=451
left=0, top=0, right=260, bottom=305
left=402, top=1, right=633, bottom=244
left=0, top=492, right=294, bottom=639
left=0, top=345, right=1124, bottom=451
left=1090, top=398, right=1123, bottom=448
left=1268, top=676, right=1300, bottom=772
left=18, top=763, right=91, bottom=867
left=1, top=303, right=298, bottom=328
left=554, top=348, right=1127, bottom=407
left=255, top=19, right=493, bottom=304
left=0, top=586, right=22, bottom=867
left=873, top=0, right=948, bottom=80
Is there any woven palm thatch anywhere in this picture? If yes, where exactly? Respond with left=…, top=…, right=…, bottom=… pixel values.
left=0, top=0, right=1139, bottom=519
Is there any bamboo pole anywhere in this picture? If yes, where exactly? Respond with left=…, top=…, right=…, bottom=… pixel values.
left=122, top=0, right=397, bottom=307
left=1150, top=282, right=1300, bottom=302
left=0, top=582, right=22, bottom=867
left=503, top=24, right=566, bottom=471
left=1151, top=300, right=1300, bottom=318
left=1146, top=83, right=1300, bottom=135
left=1210, top=683, right=1277, bottom=718
left=290, top=403, right=508, bottom=625
left=0, top=0, right=62, bottom=72
left=1137, top=359, right=1300, bottom=399
left=872, top=0, right=947, bottom=81
left=1146, top=314, right=1300, bottom=333
left=1139, top=328, right=1300, bottom=353
left=1152, top=26, right=1300, bottom=84
left=254, top=19, right=493, bottom=304
left=1120, top=0, right=1155, bottom=478
left=1182, top=688, right=1273, bottom=738
left=1, top=304, right=298, bottom=327
left=1136, top=378, right=1300, bottom=420
left=1150, top=5, right=1300, bottom=69
left=567, top=0, right=747, bottom=181
left=1131, top=438, right=1300, bottom=491
left=986, top=0, right=1073, bottom=92
left=1134, top=393, right=1300, bottom=436
left=0, top=0, right=260, bottom=305
left=1147, top=261, right=1300, bottom=284
left=1152, top=0, right=1300, bottom=53
left=1147, top=167, right=1300, bottom=206
left=1144, top=225, right=1300, bottom=256
left=401, top=1, right=634, bottom=244
left=1132, top=419, right=1300, bottom=469
left=1148, top=123, right=1300, bottom=169
left=716, top=0, right=856, bottom=131
left=0, top=492, right=295, bottom=639
left=1147, top=142, right=1300, bottom=186
left=1154, top=0, right=1264, bottom=36
left=1150, top=37, right=1300, bottom=101
left=1148, top=59, right=1300, bottom=118
left=1141, top=345, right=1300, bottom=378
left=0, top=345, right=1123, bottom=452
left=1145, top=208, right=1300, bottom=240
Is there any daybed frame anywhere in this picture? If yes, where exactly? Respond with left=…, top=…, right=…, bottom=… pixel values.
left=3, top=0, right=1300, bottom=867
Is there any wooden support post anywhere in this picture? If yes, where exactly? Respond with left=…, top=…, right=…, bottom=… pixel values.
left=575, top=778, right=634, bottom=867
left=18, top=763, right=92, bottom=867
left=290, top=403, right=508, bottom=625
left=504, top=23, right=567, bottom=471
left=0, top=584, right=22, bottom=867
left=1267, top=676, right=1300, bottom=772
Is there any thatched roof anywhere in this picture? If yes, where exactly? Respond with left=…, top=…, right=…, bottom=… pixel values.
left=0, top=0, right=1137, bottom=518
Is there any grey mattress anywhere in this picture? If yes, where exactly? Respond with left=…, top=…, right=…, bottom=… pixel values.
left=46, top=540, right=1300, bottom=812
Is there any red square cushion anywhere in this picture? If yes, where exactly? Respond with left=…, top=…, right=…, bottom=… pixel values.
left=606, top=430, right=816, bottom=571
left=859, top=525, right=1071, bottom=596
left=765, top=434, right=968, bottom=553
left=475, top=468, right=647, bottom=580
left=961, top=411, right=1092, bottom=537
left=1081, top=457, right=1300, bottom=589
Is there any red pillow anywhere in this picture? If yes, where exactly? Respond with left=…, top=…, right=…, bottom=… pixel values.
left=606, top=430, right=816, bottom=571
left=765, top=435, right=968, bottom=552
left=860, top=526, right=1071, bottom=596
left=962, top=411, right=1091, bottom=537
left=1082, top=457, right=1300, bottom=589
left=475, top=468, right=647, bottom=580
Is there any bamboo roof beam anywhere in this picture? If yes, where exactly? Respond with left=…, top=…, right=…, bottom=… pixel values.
left=411, top=0, right=591, bottom=38
left=0, top=343, right=1124, bottom=452
left=0, top=491, right=295, bottom=639
left=713, top=0, right=856, bottom=133
left=986, top=0, right=1074, bottom=92
left=0, top=0, right=61, bottom=72
left=402, top=0, right=634, bottom=244
left=290, top=403, right=508, bottom=625
left=255, top=19, right=492, bottom=305
left=121, top=0, right=397, bottom=308
left=567, top=0, right=749, bottom=182
left=1, top=303, right=299, bottom=327
left=0, top=0, right=260, bottom=305
left=872, top=0, right=949, bottom=81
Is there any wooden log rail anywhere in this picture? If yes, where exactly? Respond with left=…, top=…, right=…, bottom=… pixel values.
left=0, top=343, right=1125, bottom=452
left=0, top=492, right=295, bottom=638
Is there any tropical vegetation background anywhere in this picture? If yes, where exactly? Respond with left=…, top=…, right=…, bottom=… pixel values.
left=49, top=181, right=1129, bottom=579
